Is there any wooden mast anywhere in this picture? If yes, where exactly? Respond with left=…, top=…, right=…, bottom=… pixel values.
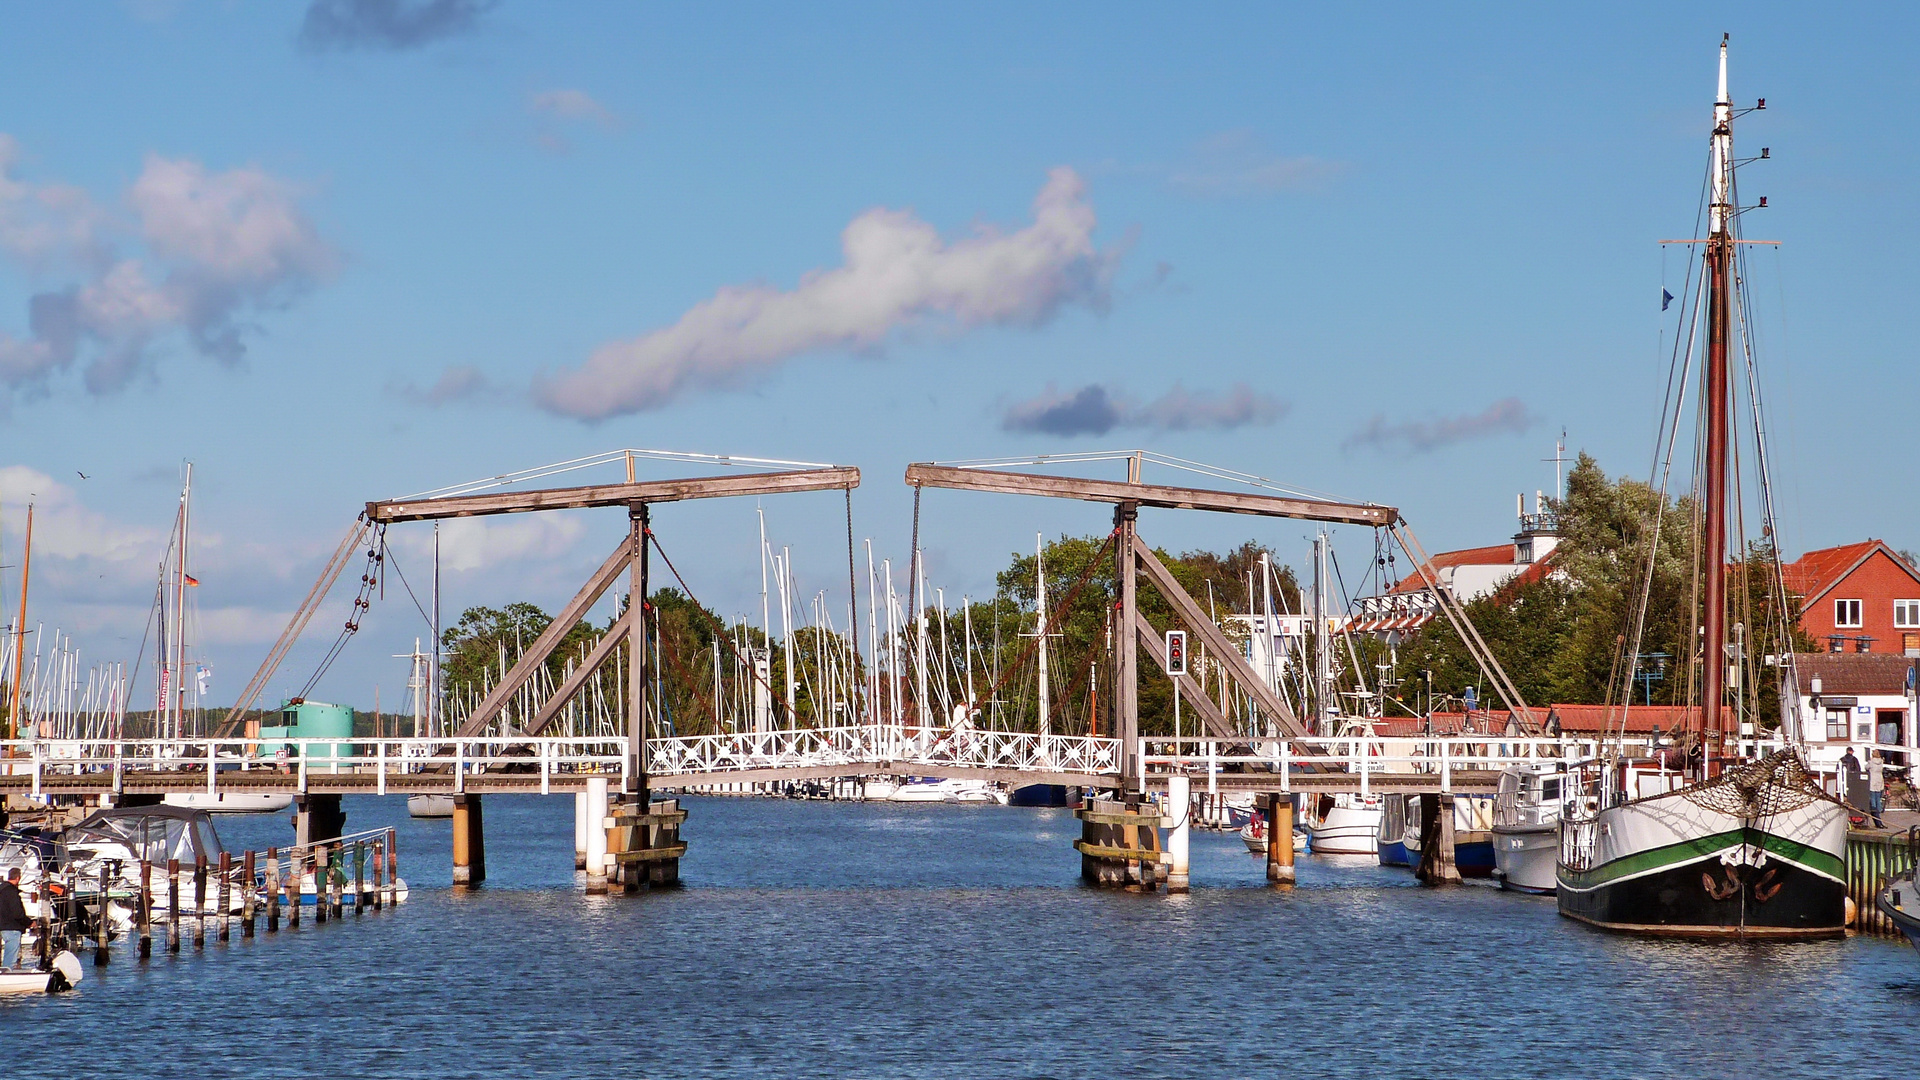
left=1699, top=36, right=1735, bottom=772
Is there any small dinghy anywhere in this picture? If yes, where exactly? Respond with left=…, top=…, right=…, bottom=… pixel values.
left=0, top=951, right=84, bottom=995
left=408, top=794, right=454, bottom=818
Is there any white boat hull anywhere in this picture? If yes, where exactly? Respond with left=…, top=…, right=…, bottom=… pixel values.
left=1308, top=802, right=1381, bottom=855
left=408, top=794, right=455, bottom=818
left=1492, top=824, right=1559, bottom=894
left=163, top=792, right=294, bottom=814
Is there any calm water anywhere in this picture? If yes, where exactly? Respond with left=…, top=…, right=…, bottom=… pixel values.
left=2, top=794, right=1914, bottom=1078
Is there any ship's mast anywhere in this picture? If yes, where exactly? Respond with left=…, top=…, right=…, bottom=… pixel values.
left=1698, top=37, right=1735, bottom=771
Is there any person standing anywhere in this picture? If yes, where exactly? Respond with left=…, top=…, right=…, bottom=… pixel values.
left=0, top=867, right=30, bottom=970
left=1840, top=745, right=1863, bottom=808
left=1867, top=750, right=1888, bottom=829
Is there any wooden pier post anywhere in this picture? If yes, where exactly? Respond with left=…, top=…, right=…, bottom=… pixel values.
left=314, top=845, right=329, bottom=923
left=138, top=859, right=152, bottom=958
left=242, top=851, right=256, bottom=937
left=287, top=850, right=301, bottom=928
left=94, top=861, right=112, bottom=965
left=386, top=828, right=399, bottom=907
left=193, top=853, right=207, bottom=948
left=217, top=851, right=231, bottom=942
left=1166, top=774, right=1191, bottom=893
left=1267, top=794, right=1296, bottom=886
left=265, top=849, right=280, bottom=932
left=585, top=776, right=609, bottom=895
left=166, top=858, right=180, bottom=953
left=370, top=841, right=383, bottom=911
left=330, top=848, right=344, bottom=919
left=353, top=841, right=365, bottom=914
left=452, top=793, right=486, bottom=887
left=1416, top=793, right=1462, bottom=886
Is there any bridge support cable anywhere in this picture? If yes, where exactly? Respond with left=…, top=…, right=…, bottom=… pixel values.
left=215, top=518, right=373, bottom=737
left=1390, top=522, right=1537, bottom=732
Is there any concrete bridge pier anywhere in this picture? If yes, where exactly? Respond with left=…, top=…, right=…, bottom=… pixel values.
left=295, top=794, right=346, bottom=848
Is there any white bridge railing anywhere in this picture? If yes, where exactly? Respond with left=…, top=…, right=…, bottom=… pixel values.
left=644, top=724, right=1121, bottom=777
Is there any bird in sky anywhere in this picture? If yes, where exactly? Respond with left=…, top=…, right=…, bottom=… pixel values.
left=76, top=471, right=89, bottom=479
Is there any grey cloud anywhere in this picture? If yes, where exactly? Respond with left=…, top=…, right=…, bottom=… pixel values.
left=298, top=0, right=493, bottom=52
left=1345, top=397, right=1535, bottom=453
left=1002, top=382, right=1286, bottom=437
left=0, top=142, right=336, bottom=397
left=393, top=364, right=495, bottom=405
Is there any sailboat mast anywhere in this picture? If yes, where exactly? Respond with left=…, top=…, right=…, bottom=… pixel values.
left=1699, top=37, right=1735, bottom=765
left=1035, top=534, right=1050, bottom=740
left=172, top=464, right=191, bottom=739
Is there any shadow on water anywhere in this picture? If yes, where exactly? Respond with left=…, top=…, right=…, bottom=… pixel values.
left=2, top=794, right=1913, bottom=1080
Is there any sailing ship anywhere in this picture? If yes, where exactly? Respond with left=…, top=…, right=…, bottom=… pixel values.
left=1556, top=38, right=1847, bottom=937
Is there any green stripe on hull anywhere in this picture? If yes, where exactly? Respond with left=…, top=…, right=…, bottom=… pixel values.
left=1560, top=827, right=1843, bottom=891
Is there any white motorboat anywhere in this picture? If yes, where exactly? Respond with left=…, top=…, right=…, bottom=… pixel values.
left=1492, top=762, right=1569, bottom=894
left=0, top=952, right=83, bottom=994
left=408, top=794, right=455, bottom=818
left=164, top=792, right=294, bottom=814
left=1304, top=793, right=1382, bottom=855
left=888, top=777, right=1006, bottom=804
left=1240, top=816, right=1308, bottom=855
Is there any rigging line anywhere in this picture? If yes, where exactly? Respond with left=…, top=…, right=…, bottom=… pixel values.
left=297, top=525, right=386, bottom=700
left=647, top=532, right=786, bottom=708
left=380, top=546, right=437, bottom=637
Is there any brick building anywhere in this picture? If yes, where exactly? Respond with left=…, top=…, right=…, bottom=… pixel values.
left=1783, top=540, right=1920, bottom=656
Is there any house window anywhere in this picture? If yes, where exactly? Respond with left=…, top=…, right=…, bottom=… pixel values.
left=1897, top=600, right=1920, bottom=628
left=1827, top=710, right=1850, bottom=740
left=1835, top=599, right=1863, bottom=628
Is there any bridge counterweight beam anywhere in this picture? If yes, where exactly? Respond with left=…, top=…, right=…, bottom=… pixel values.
left=1115, top=500, right=1140, bottom=796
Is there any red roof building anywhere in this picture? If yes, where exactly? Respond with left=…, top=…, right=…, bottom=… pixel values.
left=1782, top=540, right=1920, bottom=656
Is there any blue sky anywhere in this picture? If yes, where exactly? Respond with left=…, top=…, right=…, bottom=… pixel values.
left=2, top=2, right=1915, bottom=710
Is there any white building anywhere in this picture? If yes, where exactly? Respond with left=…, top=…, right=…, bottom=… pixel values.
left=1784, top=652, right=1915, bottom=767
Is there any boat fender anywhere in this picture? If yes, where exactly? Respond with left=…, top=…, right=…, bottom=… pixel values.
left=1844, top=896, right=1858, bottom=927
left=47, top=951, right=84, bottom=993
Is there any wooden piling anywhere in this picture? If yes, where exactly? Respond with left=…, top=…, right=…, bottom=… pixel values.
left=137, top=859, right=152, bottom=958
left=94, top=861, right=112, bottom=966
left=287, top=850, right=301, bottom=928
left=352, top=842, right=365, bottom=915
left=217, top=852, right=231, bottom=942
left=330, top=848, right=344, bottom=919
left=1267, top=794, right=1296, bottom=886
left=452, top=794, right=486, bottom=887
left=193, top=854, right=207, bottom=948
left=1073, top=796, right=1167, bottom=890
left=265, top=849, right=281, bottom=932
left=370, top=841, right=383, bottom=911
left=1416, top=793, right=1462, bottom=886
left=386, top=828, right=399, bottom=907
left=315, top=845, right=330, bottom=923
left=166, top=858, right=180, bottom=952
left=242, top=851, right=256, bottom=938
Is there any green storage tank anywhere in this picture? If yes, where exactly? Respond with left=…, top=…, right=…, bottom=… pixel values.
left=258, top=699, right=356, bottom=762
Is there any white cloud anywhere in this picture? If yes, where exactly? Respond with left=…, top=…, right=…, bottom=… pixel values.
left=1167, top=130, right=1346, bottom=198
left=537, top=168, right=1119, bottom=419
left=0, top=465, right=165, bottom=566
left=0, top=138, right=336, bottom=397
left=394, top=514, right=587, bottom=573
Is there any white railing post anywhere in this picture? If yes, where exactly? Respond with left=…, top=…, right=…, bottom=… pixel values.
left=1279, top=738, right=1291, bottom=793
left=376, top=740, right=387, bottom=797
left=454, top=740, right=466, bottom=794
left=540, top=739, right=551, bottom=796
left=208, top=740, right=218, bottom=794
left=298, top=744, right=309, bottom=793
left=30, top=743, right=41, bottom=798
left=1440, top=739, right=1452, bottom=794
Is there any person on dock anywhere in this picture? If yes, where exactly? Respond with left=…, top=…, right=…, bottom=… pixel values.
left=1867, top=750, right=1887, bottom=829
left=0, top=867, right=29, bottom=970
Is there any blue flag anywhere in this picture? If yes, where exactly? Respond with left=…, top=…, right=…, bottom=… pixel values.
left=1662, top=288, right=1674, bottom=311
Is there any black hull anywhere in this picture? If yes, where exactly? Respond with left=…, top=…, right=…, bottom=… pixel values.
left=1559, top=856, right=1844, bottom=939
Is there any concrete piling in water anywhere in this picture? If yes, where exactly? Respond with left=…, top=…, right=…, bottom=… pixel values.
left=585, top=776, right=609, bottom=895
left=1166, top=774, right=1191, bottom=894
left=574, top=791, right=589, bottom=870
left=452, top=794, right=486, bottom=887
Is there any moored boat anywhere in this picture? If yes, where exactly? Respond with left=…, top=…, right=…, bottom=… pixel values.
left=1877, top=860, right=1920, bottom=959
left=1492, top=762, right=1569, bottom=893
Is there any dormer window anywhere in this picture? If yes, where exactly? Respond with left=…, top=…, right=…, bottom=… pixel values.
left=1835, top=599, right=1863, bottom=628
